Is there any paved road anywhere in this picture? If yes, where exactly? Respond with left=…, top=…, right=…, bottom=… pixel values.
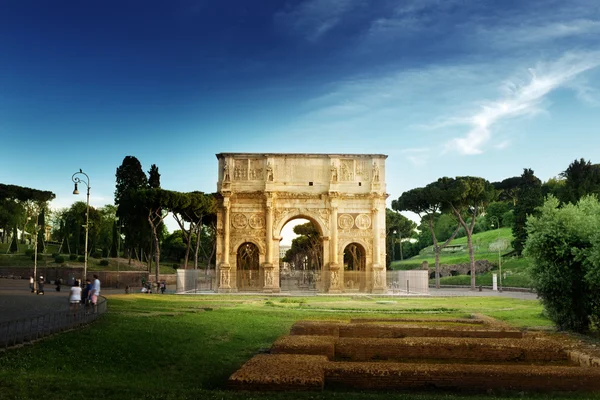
left=0, top=278, right=73, bottom=323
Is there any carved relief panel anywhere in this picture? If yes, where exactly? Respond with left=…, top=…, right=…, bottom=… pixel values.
left=248, top=159, right=264, bottom=180
left=339, top=159, right=354, bottom=181
left=234, top=159, right=248, bottom=180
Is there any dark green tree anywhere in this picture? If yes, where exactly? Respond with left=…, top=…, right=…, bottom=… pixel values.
left=393, top=184, right=461, bottom=288
left=438, top=176, right=496, bottom=290
left=559, top=158, right=600, bottom=204
left=148, top=164, right=161, bottom=189
left=115, top=156, right=149, bottom=264
left=385, top=209, right=416, bottom=266
left=10, top=225, right=18, bottom=253
left=492, top=176, right=521, bottom=206
left=131, top=188, right=191, bottom=282
left=512, top=168, right=543, bottom=256
left=542, top=176, right=566, bottom=200
left=36, top=208, right=46, bottom=253
left=172, top=192, right=217, bottom=270
left=110, top=220, right=119, bottom=258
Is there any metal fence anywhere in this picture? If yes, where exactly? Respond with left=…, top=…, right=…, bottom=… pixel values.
left=176, top=269, right=216, bottom=293
left=0, top=296, right=107, bottom=349
left=387, top=270, right=429, bottom=294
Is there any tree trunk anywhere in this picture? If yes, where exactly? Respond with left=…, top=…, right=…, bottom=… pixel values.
left=467, top=233, right=476, bottom=290
left=153, top=227, right=160, bottom=283
left=194, top=226, right=201, bottom=270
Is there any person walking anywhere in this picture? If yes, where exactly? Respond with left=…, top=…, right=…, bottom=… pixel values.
left=90, top=274, right=101, bottom=313
left=37, top=276, right=45, bottom=295
left=69, top=280, right=82, bottom=314
left=29, top=276, right=34, bottom=293
left=81, top=279, right=92, bottom=308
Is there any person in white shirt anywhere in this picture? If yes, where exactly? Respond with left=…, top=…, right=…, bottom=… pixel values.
left=91, top=274, right=101, bottom=312
left=69, top=281, right=82, bottom=312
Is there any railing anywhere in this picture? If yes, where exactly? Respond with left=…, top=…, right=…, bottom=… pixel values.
left=0, top=296, right=107, bottom=349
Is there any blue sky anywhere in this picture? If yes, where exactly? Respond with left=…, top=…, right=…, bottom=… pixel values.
left=2, top=0, right=600, bottom=234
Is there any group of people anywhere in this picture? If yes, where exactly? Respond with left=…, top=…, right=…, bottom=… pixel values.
left=68, top=274, right=101, bottom=313
left=29, top=275, right=45, bottom=295
left=140, top=280, right=167, bottom=294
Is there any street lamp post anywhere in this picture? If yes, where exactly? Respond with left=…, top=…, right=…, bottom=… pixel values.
left=392, top=230, right=396, bottom=262
left=490, top=216, right=502, bottom=292
left=398, top=230, right=403, bottom=261
left=72, top=169, right=90, bottom=287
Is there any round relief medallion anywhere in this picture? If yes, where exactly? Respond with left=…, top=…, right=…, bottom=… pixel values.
left=248, top=214, right=265, bottom=229
left=231, top=213, right=248, bottom=229
left=355, top=214, right=371, bottom=230
left=338, top=214, right=354, bottom=229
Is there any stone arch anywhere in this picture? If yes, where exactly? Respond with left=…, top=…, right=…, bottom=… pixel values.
left=277, top=213, right=326, bottom=292
left=338, top=238, right=372, bottom=266
left=230, top=237, right=266, bottom=257
left=273, top=211, right=328, bottom=239
left=341, top=241, right=369, bottom=292
left=215, top=152, right=388, bottom=294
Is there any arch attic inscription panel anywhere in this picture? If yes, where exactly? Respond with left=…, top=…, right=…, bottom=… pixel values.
left=215, top=153, right=388, bottom=293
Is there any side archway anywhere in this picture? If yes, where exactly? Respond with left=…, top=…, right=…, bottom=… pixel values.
left=236, top=242, right=261, bottom=291
left=341, top=241, right=369, bottom=292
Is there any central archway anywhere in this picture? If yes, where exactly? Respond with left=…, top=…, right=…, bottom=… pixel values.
left=278, top=217, right=324, bottom=292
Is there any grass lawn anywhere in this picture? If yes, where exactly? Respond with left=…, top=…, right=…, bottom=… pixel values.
left=1, top=294, right=582, bottom=400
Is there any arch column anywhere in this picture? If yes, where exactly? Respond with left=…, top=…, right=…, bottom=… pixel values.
left=218, top=197, right=233, bottom=292
left=371, top=198, right=386, bottom=294
left=328, top=198, right=342, bottom=293
left=262, top=194, right=279, bottom=293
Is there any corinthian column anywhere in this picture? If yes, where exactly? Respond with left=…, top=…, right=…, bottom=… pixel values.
left=223, top=199, right=230, bottom=265
left=331, top=205, right=338, bottom=265
left=372, top=205, right=380, bottom=266
left=266, top=205, right=273, bottom=264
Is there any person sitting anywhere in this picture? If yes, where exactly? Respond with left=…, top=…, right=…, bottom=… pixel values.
left=69, top=281, right=82, bottom=313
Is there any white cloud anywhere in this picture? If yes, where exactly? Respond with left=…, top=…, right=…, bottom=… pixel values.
left=477, top=19, right=600, bottom=49
left=443, top=51, right=600, bottom=155
left=274, top=0, right=361, bottom=42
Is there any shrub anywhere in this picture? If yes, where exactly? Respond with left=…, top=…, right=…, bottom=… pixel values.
left=99, top=259, right=109, bottom=266
left=69, top=254, right=77, bottom=261
left=25, top=249, right=35, bottom=257
left=54, top=256, right=65, bottom=264
left=172, top=263, right=179, bottom=269
left=51, top=252, right=59, bottom=258
left=525, top=196, right=600, bottom=333
left=78, top=256, right=85, bottom=262
left=91, top=251, right=102, bottom=259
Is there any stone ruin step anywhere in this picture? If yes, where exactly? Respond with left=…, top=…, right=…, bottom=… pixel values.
left=290, top=320, right=523, bottom=339
left=272, top=335, right=568, bottom=363
left=229, top=354, right=600, bottom=392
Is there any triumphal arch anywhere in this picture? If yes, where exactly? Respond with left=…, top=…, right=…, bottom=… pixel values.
left=215, top=153, right=387, bottom=293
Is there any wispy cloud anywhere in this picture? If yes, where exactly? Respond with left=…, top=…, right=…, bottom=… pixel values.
left=443, top=52, right=600, bottom=155
left=274, top=0, right=361, bottom=42
left=477, top=19, right=600, bottom=49
left=400, top=148, right=431, bottom=166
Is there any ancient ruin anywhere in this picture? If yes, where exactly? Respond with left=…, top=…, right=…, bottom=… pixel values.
left=215, top=153, right=388, bottom=293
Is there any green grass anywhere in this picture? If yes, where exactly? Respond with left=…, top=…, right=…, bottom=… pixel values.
left=0, top=294, right=571, bottom=400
